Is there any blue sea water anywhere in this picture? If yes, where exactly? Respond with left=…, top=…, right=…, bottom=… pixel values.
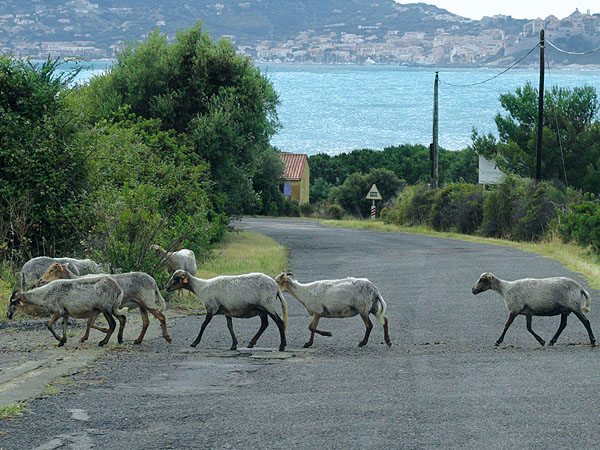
left=63, top=60, right=600, bottom=154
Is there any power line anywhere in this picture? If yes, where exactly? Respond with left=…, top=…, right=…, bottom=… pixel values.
left=546, top=39, right=600, bottom=56
left=439, top=43, right=540, bottom=88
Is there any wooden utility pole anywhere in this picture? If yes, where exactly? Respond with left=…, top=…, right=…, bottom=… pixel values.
left=535, top=29, right=545, bottom=182
left=431, top=71, right=439, bottom=189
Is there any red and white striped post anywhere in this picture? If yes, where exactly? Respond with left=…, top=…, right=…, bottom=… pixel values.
left=370, top=200, right=376, bottom=219
left=366, top=184, right=382, bottom=220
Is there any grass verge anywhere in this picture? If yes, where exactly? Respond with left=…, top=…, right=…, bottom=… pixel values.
left=320, top=219, right=600, bottom=290
left=0, top=403, right=27, bottom=420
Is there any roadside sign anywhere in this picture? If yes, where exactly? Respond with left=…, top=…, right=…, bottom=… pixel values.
left=366, top=184, right=382, bottom=200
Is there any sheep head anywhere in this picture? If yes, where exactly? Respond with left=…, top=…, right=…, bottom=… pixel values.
left=472, top=272, right=495, bottom=295
left=275, top=272, right=295, bottom=292
left=165, top=270, right=191, bottom=292
left=41, top=262, right=69, bottom=284
left=7, top=290, right=24, bottom=320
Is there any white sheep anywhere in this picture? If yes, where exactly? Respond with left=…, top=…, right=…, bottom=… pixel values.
left=275, top=272, right=392, bottom=348
left=165, top=270, right=288, bottom=351
left=472, top=272, right=596, bottom=347
left=41, top=262, right=171, bottom=345
left=7, top=277, right=128, bottom=347
left=151, top=244, right=197, bottom=274
left=20, top=256, right=104, bottom=290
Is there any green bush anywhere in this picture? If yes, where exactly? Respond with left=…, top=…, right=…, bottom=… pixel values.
left=383, top=184, right=435, bottom=226
left=325, top=204, right=345, bottom=220
left=430, top=183, right=484, bottom=233
left=481, top=175, right=563, bottom=241
left=556, top=197, right=600, bottom=253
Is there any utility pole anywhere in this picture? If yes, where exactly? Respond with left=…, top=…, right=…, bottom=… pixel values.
left=535, top=29, right=545, bottom=182
left=431, top=71, right=439, bottom=189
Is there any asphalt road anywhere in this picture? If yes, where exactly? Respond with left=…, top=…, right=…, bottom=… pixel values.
left=2, top=217, right=599, bottom=449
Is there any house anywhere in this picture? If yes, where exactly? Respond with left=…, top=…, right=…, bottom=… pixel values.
left=280, top=152, right=310, bottom=204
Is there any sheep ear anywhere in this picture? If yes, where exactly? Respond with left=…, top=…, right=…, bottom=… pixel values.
left=182, top=275, right=189, bottom=284
left=59, top=263, right=67, bottom=272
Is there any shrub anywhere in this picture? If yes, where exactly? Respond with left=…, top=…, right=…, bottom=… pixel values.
left=325, top=204, right=345, bottom=220
left=383, top=184, right=435, bottom=226
left=430, top=183, right=484, bottom=233
left=556, top=197, right=600, bottom=253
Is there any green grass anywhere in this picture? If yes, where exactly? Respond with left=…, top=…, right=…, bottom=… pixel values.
left=197, top=230, right=288, bottom=278
left=0, top=403, right=27, bottom=420
left=321, top=219, right=600, bottom=289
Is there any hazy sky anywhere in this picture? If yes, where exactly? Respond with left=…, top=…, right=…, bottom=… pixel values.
left=412, top=1, right=598, bottom=20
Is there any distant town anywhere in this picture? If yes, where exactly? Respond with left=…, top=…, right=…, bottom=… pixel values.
left=1, top=0, right=599, bottom=66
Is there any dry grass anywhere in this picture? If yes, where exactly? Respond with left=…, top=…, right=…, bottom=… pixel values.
left=197, top=230, right=288, bottom=278
left=321, top=219, right=600, bottom=289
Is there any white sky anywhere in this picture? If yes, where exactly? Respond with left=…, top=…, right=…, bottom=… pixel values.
left=409, top=1, right=599, bottom=20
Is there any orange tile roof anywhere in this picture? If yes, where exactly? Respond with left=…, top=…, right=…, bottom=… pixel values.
left=280, top=153, right=308, bottom=181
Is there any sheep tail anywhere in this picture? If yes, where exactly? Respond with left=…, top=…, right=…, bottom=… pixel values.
left=374, top=294, right=387, bottom=327
left=156, top=288, right=167, bottom=312
left=277, top=289, right=288, bottom=331
left=114, top=306, right=129, bottom=316
left=581, top=289, right=591, bottom=314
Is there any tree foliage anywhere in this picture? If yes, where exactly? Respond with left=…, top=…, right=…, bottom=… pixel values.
left=75, top=23, right=282, bottom=216
left=0, top=57, right=87, bottom=257
left=471, top=82, right=600, bottom=194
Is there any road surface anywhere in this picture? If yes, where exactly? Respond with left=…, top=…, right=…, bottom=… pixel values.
left=1, top=217, right=598, bottom=449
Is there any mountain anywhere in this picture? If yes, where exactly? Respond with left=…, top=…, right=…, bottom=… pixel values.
left=1, top=0, right=599, bottom=66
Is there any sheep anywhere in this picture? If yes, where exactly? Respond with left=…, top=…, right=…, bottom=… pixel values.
left=20, top=256, right=104, bottom=290
left=274, top=272, right=392, bottom=348
left=165, top=270, right=288, bottom=351
left=472, top=272, right=596, bottom=347
left=151, top=244, right=197, bottom=274
left=41, top=263, right=172, bottom=345
left=7, top=277, right=127, bottom=347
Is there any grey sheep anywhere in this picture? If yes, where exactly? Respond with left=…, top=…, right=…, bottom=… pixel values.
left=41, top=263, right=171, bottom=344
left=472, top=272, right=595, bottom=347
left=8, top=277, right=127, bottom=347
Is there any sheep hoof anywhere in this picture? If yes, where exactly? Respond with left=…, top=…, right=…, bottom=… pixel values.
left=358, top=341, right=367, bottom=347
left=133, top=339, right=142, bottom=345
left=323, top=332, right=332, bottom=337
left=591, top=341, right=596, bottom=347
left=98, top=341, right=107, bottom=347
left=58, top=340, right=66, bottom=347
left=79, top=337, right=88, bottom=343
left=385, top=340, right=392, bottom=347
left=190, top=342, right=198, bottom=348
left=539, top=340, right=545, bottom=347
left=303, top=342, right=313, bottom=348
left=230, top=345, right=237, bottom=351
left=164, top=336, right=172, bottom=343
left=548, top=341, right=555, bottom=346
left=494, top=341, right=501, bottom=347
left=247, top=343, right=255, bottom=349
left=278, top=346, right=286, bottom=352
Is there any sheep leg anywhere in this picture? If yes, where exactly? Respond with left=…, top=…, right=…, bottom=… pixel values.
left=267, top=312, right=287, bottom=352
left=80, top=313, right=108, bottom=343
left=383, top=316, right=392, bottom=347
left=573, top=311, right=596, bottom=347
left=525, top=315, right=545, bottom=346
left=98, top=310, right=116, bottom=346
left=148, top=308, right=172, bottom=343
left=115, top=312, right=126, bottom=345
left=358, top=314, right=373, bottom=347
left=133, top=306, right=151, bottom=344
left=549, top=314, right=569, bottom=346
left=226, top=316, right=238, bottom=350
left=190, top=313, right=213, bottom=348
left=304, top=315, right=321, bottom=348
left=495, top=312, right=517, bottom=346
left=59, top=316, right=68, bottom=347
left=46, top=313, right=63, bottom=344
left=248, top=312, right=269, bottom=348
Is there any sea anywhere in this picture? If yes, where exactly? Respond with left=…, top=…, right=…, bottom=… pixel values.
left=62, top=60, right=600, bottom=155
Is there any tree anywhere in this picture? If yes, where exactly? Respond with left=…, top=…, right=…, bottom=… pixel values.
left=74, top=23, right=282, bottom=216
left=329, top=168, right=403, bottom=217
left=0, top=57, right=87, bottom=257
left=471, top=82, right=600, bottom=193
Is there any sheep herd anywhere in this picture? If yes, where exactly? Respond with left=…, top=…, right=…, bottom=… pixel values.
left=4, top=246, right=597, bottom=350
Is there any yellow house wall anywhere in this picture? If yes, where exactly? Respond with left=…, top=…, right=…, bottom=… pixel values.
left=290, top=164, right=310, bottom=204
